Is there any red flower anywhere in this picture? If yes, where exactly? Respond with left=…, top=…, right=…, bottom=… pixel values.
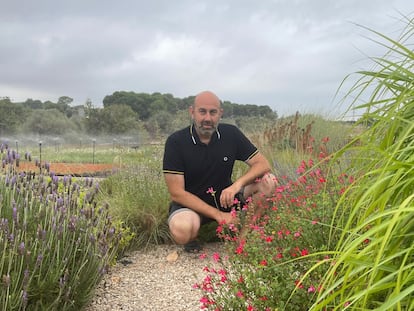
left=212, top=252, right=220, bottom=262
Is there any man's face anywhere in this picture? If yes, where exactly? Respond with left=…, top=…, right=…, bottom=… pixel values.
left=190, top=97, right=223, bottom=138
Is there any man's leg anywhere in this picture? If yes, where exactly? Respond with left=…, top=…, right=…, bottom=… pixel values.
left=244, top=172, right=277, bottom=207
left=168, top=208, right=201, bottom=245
left=240, top=173, right=277, bottom=237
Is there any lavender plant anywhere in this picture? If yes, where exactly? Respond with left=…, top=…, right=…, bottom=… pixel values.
left=0, top=144, right=122, bottom=310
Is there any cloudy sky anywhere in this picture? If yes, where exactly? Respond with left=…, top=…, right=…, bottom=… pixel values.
left=1, top=1, right=413, bottom=118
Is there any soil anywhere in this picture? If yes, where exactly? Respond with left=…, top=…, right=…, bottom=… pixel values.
left=16, top=162, right=119, bottom=177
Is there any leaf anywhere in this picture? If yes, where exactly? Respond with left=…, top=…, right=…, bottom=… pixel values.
left=166, top=250, right=179, bottom=262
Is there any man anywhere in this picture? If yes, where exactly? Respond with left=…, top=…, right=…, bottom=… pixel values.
left=163, top=90, right=276, bottom=252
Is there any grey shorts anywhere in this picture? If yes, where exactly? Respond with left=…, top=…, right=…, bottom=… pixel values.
left=167, top=189, right=246, bottom=225
left=167, top=202, right=214, bottom=225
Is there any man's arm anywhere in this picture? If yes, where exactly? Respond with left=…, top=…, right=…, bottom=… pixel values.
left=164, top=173, right=235, bottom=224
left=219, top=152, right=271, bottom=208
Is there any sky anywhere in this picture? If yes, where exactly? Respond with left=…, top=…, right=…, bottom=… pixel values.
left=1, top=1, right=413, bottom=119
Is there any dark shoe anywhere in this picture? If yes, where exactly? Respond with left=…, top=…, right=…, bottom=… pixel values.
left=184, top=240, right=202, bottom=253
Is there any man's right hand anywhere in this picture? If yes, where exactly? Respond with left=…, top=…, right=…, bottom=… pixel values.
left=215, top=210, right=238, bottom=225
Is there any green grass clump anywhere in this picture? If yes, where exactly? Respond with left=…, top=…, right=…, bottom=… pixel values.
left=309, top=16, right=414, bottom=310
left=98, top=146, right=171, bottom=250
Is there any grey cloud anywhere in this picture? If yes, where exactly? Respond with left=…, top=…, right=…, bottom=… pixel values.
left=0, top=0, right=413, bottom=117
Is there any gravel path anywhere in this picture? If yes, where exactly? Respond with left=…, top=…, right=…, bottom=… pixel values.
left=84, top=242, right=225, bottom=311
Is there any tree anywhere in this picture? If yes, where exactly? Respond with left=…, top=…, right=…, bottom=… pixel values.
left=0, top=98, right=26, bottom=134
left=101, top=104, right=139, bottom=134
left=23, top=109, right=77, bottom=136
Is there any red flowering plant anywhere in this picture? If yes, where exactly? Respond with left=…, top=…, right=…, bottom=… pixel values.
left=195, top=139, right=354, bottom=310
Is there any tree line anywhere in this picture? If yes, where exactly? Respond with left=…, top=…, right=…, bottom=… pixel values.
left=0, top=91, right=277, bottom=138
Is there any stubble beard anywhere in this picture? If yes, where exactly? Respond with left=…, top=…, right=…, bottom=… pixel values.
left=196, top=121, right=217, bottom=138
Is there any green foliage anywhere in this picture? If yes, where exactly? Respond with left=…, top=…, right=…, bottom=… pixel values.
left=100, top=104, right=139, bottom=134
left=195, top=153, right=352, bottom=310
left=97, top=145, right=171, bottom=250
left=23, top=109, right=79, bottom=136
left=0, top=148, right=122, bottom=310
left=309, top=16, right=414, bottom=310
left=0, top=99, right=27, bottom=135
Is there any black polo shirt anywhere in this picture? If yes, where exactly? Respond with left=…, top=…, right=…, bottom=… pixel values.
left=162, top=123, right=258, bottom=210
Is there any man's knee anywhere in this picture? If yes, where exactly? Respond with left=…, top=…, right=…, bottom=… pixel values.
left=259, top=172, right=277, bottom=197
left=168, top=210, right=200, bottom=244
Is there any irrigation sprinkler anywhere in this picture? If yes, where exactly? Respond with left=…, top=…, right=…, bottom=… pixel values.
left=92, top=139, right=96, bottom=164
left=39, top=141, right=42, bottom=174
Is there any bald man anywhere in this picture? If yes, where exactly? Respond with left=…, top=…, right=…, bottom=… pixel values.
left=162, top=91, right=276, bottom=252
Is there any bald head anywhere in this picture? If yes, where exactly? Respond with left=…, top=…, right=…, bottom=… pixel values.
left=190, top=90, right=223, bottom=141
left=194, top=91, right=221, bottom=108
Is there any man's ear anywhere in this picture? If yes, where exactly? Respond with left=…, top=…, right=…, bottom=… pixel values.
left=189, top=105, right=194, bottom=119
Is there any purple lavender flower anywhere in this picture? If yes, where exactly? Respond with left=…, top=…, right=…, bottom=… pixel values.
left=36, top=254, right=43, bottom=267
left=2, top=274, right=10, bottom=287
left=18, top=242, right=25, bottom=255
left=12, top=206, right=18, bottom=224
left=23, top=269, right=29, bottom=286
left=22, top=290, right=28, bottom=307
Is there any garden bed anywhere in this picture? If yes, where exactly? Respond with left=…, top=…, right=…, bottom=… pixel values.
left=17, top=162, right=119, bottom=177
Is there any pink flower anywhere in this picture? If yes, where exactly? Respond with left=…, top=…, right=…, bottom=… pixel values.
left=206, top=187, right=215, bottom=194
left=212, top=252, right=220, bottom=262
left=236, top=290, right=244, bottom=298
left=199, top=253, right=207, bottom=259
left=308, top=285, right=316, bottom=293
left=235, top=240, right=245, bottom=254
left=259, top=259, right=267, bottom=266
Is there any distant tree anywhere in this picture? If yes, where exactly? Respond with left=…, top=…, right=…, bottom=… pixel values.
left=101, top=104, right=139, bottom=134
left=57, top=96, right=74, bottom=117
left=146, top=110, right=173, bottom=134
left=57, top=96, right=73, bottom=106
left=83, top=99, right=104, bottom=135
left=0, top=98, right=26, bottom=134
left=23, top=109, right=77, bottom=136
left=23, top=98, right=44, bottom=109
left=103, top=91, right=152, bottom=120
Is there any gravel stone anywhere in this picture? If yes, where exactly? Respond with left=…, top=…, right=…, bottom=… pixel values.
left=84, top=242, right=226, bottom=311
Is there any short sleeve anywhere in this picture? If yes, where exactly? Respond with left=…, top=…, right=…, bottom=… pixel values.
left=162, top=134, right=185, bottom=175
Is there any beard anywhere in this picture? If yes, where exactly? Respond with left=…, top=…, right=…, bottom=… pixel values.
left=196, top=121, right=217, bottom=137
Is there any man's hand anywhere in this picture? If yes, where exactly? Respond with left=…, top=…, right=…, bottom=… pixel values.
left=215, top=210, right=238, bottom=225
left=219, top=183, right=242, bottom=209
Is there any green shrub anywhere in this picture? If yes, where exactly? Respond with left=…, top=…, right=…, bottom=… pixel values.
left=98, top=149, right=171, bottom=250
left=195, top=145, right=352, bottom=310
